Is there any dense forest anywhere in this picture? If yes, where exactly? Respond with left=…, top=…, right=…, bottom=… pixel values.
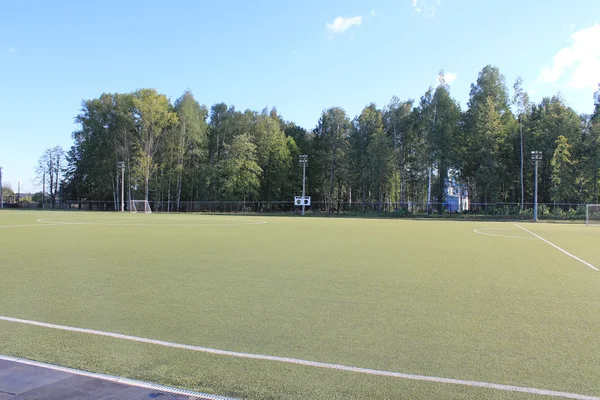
left=37, top=65, right=600, bottom=212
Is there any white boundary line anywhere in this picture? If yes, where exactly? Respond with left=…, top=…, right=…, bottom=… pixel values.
left=35, top=217, right=268, bottom=227
left=514, top=224, right=599, bottom=271
left=0, top=223, right=70, bottom=229
left=474, top=228, right=536, bottom=240
left=0, top=354, right=235, bottom=400
left=1, top=315, right=599, bottom=399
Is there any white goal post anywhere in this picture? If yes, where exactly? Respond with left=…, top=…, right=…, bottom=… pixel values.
left=585, top=204, right=600, bottom=225
left=130, top=200, right=152, bottom=214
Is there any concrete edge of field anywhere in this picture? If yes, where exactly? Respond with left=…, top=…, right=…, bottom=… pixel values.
left=0, top=354, right=237, bottom=400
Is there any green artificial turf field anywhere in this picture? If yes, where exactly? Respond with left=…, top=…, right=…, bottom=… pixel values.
left=0, top=210, right=599, bottom=399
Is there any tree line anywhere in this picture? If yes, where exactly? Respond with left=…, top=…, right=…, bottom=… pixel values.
left=36, top=65, right=600, bottom=212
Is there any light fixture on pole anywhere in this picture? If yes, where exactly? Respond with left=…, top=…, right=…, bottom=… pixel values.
left=117, top=162, right=125, bottom=212
left=298, top=154, right=309, bottom=216
left=531, top=151, right=542, bottom=222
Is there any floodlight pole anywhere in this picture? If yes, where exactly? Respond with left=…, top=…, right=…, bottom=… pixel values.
left=531, top=151, right=542, bottom=222
left=302, top=162, right=306, bottom=216
left=117, top=162, right=125, bottom=212
left=299, top=154, right=308, bottom=216
left=534, top=160, right=538, bottom=222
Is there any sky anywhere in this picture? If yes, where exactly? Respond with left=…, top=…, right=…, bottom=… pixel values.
left=1, top=0, right=600, bottom=192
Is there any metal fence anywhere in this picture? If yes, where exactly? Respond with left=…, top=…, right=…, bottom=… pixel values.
left=32, top=200, right=587, bottom=220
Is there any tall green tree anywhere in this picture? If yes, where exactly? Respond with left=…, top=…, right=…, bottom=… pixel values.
left=585, top=85, right=600, bottom=202
left=254, top=111, right=293, bottom=201
left=462, top=65, right=516, bottom=203
left=366, top=129, right=394, bottom=211
left=173, top=91, right=209, bottom=206
left=528, top=95, right=582, bottom=203
left=383, top=97, right=414, bottom=206
left=551, top=135, right=577, bottom=203
left=1, top=185, right=16, bottom=203
left=513, top=77, right=530, bottom=209
left=430, top=75, right=461, bottom=212
left=313, top=107, right=350, bottom=212
left=36, top=146, right=65, bottom=208
left=413, top=73, right=462, bottom=213
left=68, top=93, right=134, bottom=206
left=283, top=122, right=310, bottom=197
left=218, top=133, right=262, bottom=201
left=131, top=89, right=178, bottom=201
left=349, top=103, right=384, bottom=206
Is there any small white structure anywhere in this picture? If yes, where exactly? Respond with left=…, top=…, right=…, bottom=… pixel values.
left=444, top=180, right=468, bottom=212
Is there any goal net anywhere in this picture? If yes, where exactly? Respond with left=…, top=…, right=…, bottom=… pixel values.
left=130, top=200, right=152, bottom=214
left=585, top=204, right=600, bottom=225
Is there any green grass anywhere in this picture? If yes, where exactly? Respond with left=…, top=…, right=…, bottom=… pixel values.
left=1, top=210, right=599, bottom=399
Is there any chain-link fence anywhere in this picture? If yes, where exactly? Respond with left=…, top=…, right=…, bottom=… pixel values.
left=37, top=200, right=588, bottom=220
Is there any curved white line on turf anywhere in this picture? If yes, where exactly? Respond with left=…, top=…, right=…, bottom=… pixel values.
left=0, top=354, right=235, bottom=400
left=514, top=224, right=599, bottom=271
left=474, top=228, right=536, bottom=240
left=0, top=315, right=598, bottom=400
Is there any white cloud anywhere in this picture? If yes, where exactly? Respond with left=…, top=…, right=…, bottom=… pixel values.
left=412, top=0, right=421, bottom=13
left=412, top=0, right=441, bottom=17
left=445, top=72, right=457, bottom=85
left=326, top=16, right=362, bottom=34
left=370, top=9, right=376, bottom=17
left=538, top=24, right=600, bottom=90
left=8, top=47, right=16, bottom=53
left=437, top=72, right=458, bottom=86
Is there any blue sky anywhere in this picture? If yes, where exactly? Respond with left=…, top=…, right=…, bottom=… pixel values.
left=1, top=0, right=599, bottom=192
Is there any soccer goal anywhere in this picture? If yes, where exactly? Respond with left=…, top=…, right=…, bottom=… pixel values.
left=585, top=204, right=600, bottom=225
left=130, top=200, right=152, bottom=214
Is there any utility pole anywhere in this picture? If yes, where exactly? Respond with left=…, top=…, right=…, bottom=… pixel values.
left=0, top=166, right=3, bottom=208
left=299, top=154, right=308, bottom=216
left=117, top=162, right=125, bottom=212
left=531, top=151, right=542, bottom=222
left=17, top=180, right=20, bottom=206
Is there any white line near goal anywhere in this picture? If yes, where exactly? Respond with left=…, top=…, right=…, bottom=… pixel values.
left=514, top=224, right=598, bottom=271
left=1, top=315, right=599, bottom=399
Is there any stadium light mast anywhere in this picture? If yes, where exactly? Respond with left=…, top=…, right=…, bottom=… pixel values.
left=117, top=162, right=125, bottom=212
left=531, top=151, right=542, bottom=222
left=299, top=154, right=308, bottom=216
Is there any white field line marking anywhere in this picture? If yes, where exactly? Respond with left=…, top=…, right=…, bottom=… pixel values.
left=36, top=216, right=257, bottom=221
left=514, top=224, right=599, bottom=271
left=35, top=218, right=267, bottom=227
left=1, top=316, right=599, bottom=399
left=474, top=228, right=536, bottom=240
left=0, top=354, right=235, bottom=400
left=0, top=223, right=70, bottom=229
left=0, top=211, right=41, bottom=215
